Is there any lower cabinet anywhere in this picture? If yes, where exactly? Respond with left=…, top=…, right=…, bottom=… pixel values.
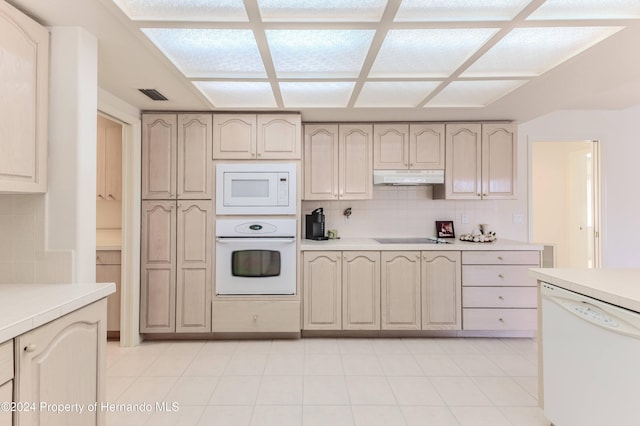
left=96, top=250, right=121, bottom=333
left=212, top=301, right=300, bottom=333
left=140, top=200, right=212, bottom=333
left=304, top=250, right=461, bottom=331
left=422, top=251, right=462, bottom=330
left=14, top=300, right=106, bottom=426
left=381, top=252, right=421, bottom=330
left=303, top=251, right=380, bottom=331
left=461, top=251, right=540, bottom=331
left=342, top=252, right=380, bottom=330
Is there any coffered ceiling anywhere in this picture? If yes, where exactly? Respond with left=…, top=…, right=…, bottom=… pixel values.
left=10, top=0, right=640, bottom=122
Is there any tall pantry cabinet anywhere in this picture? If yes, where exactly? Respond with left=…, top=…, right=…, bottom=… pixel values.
left=140, top=114, right=213, bottom=333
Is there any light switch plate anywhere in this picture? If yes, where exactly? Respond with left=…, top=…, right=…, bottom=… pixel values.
left=461, top=212, right=469, bottom=224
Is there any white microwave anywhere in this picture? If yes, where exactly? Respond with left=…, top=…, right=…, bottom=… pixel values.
left=216, top=163, right=297, bottom=215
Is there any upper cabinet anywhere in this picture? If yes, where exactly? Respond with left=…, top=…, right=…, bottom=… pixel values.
left=374, top=124, right=444, bottom=170
left=442, top=123, right=516, bottom=200
left=304, top=124, right=373, bottom=200
left=213, top=113, right=301, bottom=159
left=0, top=1, right=48, bottom=193
left=142, top=113, right=213, bottom=200
left=96, top=115, right=122, bottom=201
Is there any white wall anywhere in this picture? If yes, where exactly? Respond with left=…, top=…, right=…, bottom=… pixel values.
left=520, top=105, right=640, bottom=267
left=46, top=27, right=98, bottom=282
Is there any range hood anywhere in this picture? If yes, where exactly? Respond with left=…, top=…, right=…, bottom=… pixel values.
left=373, top=169, right=444, bottom=186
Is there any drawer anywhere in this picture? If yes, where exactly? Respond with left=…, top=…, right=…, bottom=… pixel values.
left=463, top=308, right=537, bottom=331
left=0, top=380, right=11, bottom=425
left=96, top=250, right=121, bottom=265
left=212, top=301, right=300, bottom=333
left=0, top=340, right=13, bottom=385
left=463, top=287, right=538, bottom=308
left=462, top=251, right=539, bottom=265
left=463, top=265, right=537, bottom=287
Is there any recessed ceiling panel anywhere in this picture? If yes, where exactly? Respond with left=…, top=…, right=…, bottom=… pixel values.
left=395, top=0, right=530, bottom=22
left=266, top=30, right=375, bottom=78
left=280, top=82, right=355, bottom=107
left=369, top=29, right=499, bottom=78
left=462, top=26, right=625, bottom=77
left=142, top=29, right=266, bottom=78
left=527, top=0, right=640, bottom=20
left=355, top=81, right=441, bottom=107
left=112, top=0, right=248, bottom=21
left=193, top=81, right=277, bottom=107
left=258, top=0, right=387, bottom=22
left=426, top=80, right=528, bottom=107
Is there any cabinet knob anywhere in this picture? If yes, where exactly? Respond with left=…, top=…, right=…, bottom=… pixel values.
left=498, top=296, right=504, bottom=300
left=253, top=315, right=258, bottom=322
left=498, top=274, right=504, bottom=279
left=24, top=343, right=37, bottom=353
left=404, top=162, right=408, bottom=167
left=108, top=194, right=114, bottom=200
left=477, top=193, right=481, bottom=197
left=498, top=318, right=504, bottom=323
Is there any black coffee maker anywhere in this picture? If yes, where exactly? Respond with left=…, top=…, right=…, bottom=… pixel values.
left=306, top=208, right=328, bottom=240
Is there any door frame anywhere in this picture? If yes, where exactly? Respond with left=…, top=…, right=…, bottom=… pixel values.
left=98, top=93, right=141, bottom=347
left=527, top=138, right=602, bottom=268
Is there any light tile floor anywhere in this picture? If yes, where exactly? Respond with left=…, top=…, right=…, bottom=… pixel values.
left=105, top=337, right=551, bottom=426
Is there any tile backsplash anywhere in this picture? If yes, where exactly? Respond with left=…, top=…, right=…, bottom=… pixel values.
left=302, top=186, right=526, bottom=241
left=0, top=194, right=72, bottom=284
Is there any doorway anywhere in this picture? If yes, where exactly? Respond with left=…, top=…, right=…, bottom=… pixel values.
left=530, top=140, right=600, bottom=268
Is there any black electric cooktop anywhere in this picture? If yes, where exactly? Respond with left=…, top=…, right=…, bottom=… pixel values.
left=374, top=237, right=450, bottom=244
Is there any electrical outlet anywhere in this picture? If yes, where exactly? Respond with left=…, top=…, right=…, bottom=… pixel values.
left=513, top=213, right=524, bottom=225
left=461, top=212, right=469, bottom=224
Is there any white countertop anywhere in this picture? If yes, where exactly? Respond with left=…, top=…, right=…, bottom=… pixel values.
left=0, top=283, right=115, bottom=343
left=96, top=229, right=121, bottom=250
left=530, top=268, right=640, bottom=313
left=300, top=238, right=542, bottom=251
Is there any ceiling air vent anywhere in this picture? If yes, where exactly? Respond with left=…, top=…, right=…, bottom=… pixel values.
left=138, top=88, right=168, bottom=101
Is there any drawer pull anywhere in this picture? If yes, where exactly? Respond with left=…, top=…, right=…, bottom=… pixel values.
left=498, top=296, right=504, bottom=300
left=498, top=274, right=504, bottom=279
left=253, top=315, right=258, bottom=322
left=498, top=318, right=504, bottom=323
left=24, top=344, right=37, bottom=353
left=497, top=256, right=504, bottom=261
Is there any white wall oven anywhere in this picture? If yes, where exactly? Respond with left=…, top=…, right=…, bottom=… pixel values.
left=216, top=163, right=296, bottom=215
left=215, top=218, right=296, bottom=295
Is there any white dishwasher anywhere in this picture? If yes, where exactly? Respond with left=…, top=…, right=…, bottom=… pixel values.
left=541, top=282, right=640, bottom=426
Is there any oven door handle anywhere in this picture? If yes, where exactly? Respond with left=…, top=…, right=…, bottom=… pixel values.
left=216, top=237, right=296, bottom=243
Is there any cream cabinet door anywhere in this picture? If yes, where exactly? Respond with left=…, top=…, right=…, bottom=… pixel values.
left=96, top=250, right=121, bottom=332
left=16, top=300, right=106, bottom=426
left=213, top=114, right=256, bottom=159
left=257, top=114, right=301, bottom=159
left=303, top=251, right=342, bottom=330
left=304, top=125, right=339, bottom=200
left=444, top=124, right=482, bottom=199
left=339, top=124, right=373, bottom=200
left=96, top=115, right=122, bottom=201
left=422, top=251, right=461, bottom=330
left=373, top=124, right=409, bottom=169
left=381, top=251, right=421, bottom=330
left=481, top=123, right=516, bottom=199
left=0, top=0, right=48, bottom=193
left=342, top=251, right=380, bottom=330
left=142, top=114, right=177, bottom=199
left=410, top=123, right=445, bottom=170
left=140, top=200, right=176, bottom=333
left=176, top=200, right=212, bottom=332
left=177, top=114, right=212, bottom=199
